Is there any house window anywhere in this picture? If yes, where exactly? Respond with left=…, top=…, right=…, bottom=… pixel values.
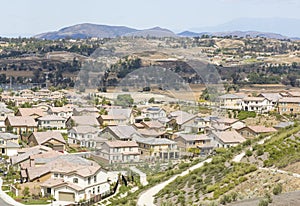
left=88, top=177, right=91, bottom=184
left=54, top=173, right=58, bottom=178
left=93, top=188, right=95, bottom=194
left=60, top=174, right=64, bottom=178
left=97, top=186, right=100, bottom=193
left=73, top=178, right=78, bottom=183
left=94, top=175, right=97, bottom=183
left=46, top=188, right=51, bottom=194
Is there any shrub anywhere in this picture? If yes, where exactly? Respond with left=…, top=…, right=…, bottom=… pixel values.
left=258, top=198, right=269, bottom=206
left=273, top=183, right=282, bottom=195
left=245, top=150, right=253, bottom=157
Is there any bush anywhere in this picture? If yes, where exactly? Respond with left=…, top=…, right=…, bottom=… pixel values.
left=273, top=183, right=282, bottom=195
left=258, top=198, right=269, bottom=206
left=245, top=150, right=253, bottom=157
left=256, top=148, right=264, bottom=156
left=237, top=111, right=256, bottom=120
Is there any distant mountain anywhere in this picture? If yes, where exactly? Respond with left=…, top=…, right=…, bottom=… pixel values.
left=190, top=17, right=300, bottom=38
left=35, top=19, right=300, bottom=40
left=178, top=30, right=289, bottom=39
left=35, top=23, right=138, bottom=40
left=125, top=27, right=177, bottom=38
left=35, top=24, right=176, bottom=40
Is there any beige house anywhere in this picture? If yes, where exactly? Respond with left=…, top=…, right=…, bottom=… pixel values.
left=37, top=115, right=66, bottom=129
left=96, top=141, right=140, bottom=164
left=209, top=130, right=246, bottom=148
left=237, top=126, right=277, bottom=139
left=28, top=131, right=66, bottom=152
left=5, top=116, right=38, bottom=135
left=15, top=108, right=45, bottom=119
left=218, top=94, right=244, bottom=110
left=135, top=137, right=179, bottom=160
left=174, top=134, right=211, bottom=152
left=278, top=97, right=300, bottom=114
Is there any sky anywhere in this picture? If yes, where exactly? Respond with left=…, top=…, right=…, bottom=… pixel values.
left=1, top=0, right=300, bottom=37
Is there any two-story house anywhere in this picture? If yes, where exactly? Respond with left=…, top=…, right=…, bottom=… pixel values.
left=37, top=115, right=66, bottom=129
left=96, top=141, right=140, bottom=164
left=68, top=126, right=101, bottom=148
left=5, top=116, right=38, bottom=135
left=241, top=97, right=273, bottom=113
left=278, top=97, right=300, bottom=115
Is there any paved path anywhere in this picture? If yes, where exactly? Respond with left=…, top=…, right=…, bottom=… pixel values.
left=137, top=158, right=212, bottom=206
left=137, top=135, right=277, bottom=206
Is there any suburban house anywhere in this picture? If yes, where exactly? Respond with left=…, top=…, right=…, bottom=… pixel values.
left=258, top=93, right=282, bottom=107
left=168, top=110, right=197, bottom=130
left=241, top=97, right=273, bottom=113
left=100, top=125, right=143, bottom=141
left=237, top=126, right=277, bottom=139
left=0, top=133, right=20, bottom=156
left=182, top=116, right=212, bottom=134
left=98, top=115, right=128, bottom=127
left=134, top=137, right=179, bottom=160
left=5, top=116, right=38, bottom=135
left=278, top=97, right=300, bottom=114
left=37, top=115, right=66, bottom=129
left=96, top=141, right=140, bottom=164
left=0, top=103, right=14, bottom=132
left=65, top=115, right=100, bottom=128
left=212, top=118, right=244, bottom=128
left=105, top=108, right=134, bottom=124
left=47, top=106, right=73, bottom=119
left=73, top=107, right=99, bottom=116
left=28, top=131, right=66, bottom=151
left=10, top=145, right=53, bottom=169
left=17, top=152, right=111, bottom=203
left=174, top=134, right=212, bottom=152
left=209, top=130, right=246, bottom=148
left=68, top=126, right=101, bottom=148
left=15, top=108, right=45, bottom=119
left=218, top=94, right=244, bottom=110
left=141, top=107, right=166, bottom=120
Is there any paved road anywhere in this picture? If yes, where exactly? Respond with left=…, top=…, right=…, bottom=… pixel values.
left=137, top=158, right=212, bottom=206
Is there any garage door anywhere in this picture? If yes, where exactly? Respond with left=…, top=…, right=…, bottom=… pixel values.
left=58, top=192, right=75, bottom=202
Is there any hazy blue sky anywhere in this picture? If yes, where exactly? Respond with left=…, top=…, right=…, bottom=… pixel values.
left=1, top=0, right=300, bottom=37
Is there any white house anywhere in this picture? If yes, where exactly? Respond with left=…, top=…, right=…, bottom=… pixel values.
left=36, top=155, right=111, bottom=203
left=141, top=107, right=166, bottom=120
left=68, top=126, right=101, bottom=148
left=209, top=130, right=246, bottom=148
left=241, top=97, right=273, bottom=113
